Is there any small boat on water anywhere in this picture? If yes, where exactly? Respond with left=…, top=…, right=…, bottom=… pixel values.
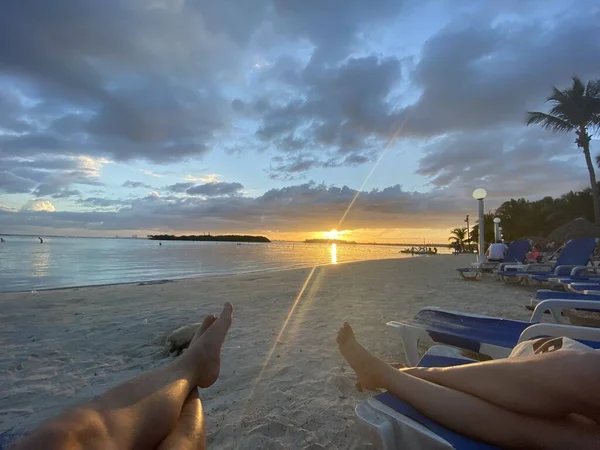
left=400, top=246, right=438, bottom=255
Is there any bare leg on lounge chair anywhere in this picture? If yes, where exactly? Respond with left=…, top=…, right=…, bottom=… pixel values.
left=15, top=303, right=233, bottom=450
left=402, top=348, right=600, bottom=420
left=337, top=322, right=600, bottom=450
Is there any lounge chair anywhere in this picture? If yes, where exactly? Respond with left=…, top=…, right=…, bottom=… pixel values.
left=356, top=324, right=600, bottom=450
left=542, top=266, right=600, bottom=289
left=388, top=299, right=600, bottom=366
left=567, top=282, right=600, bottom=293
left=497, top=238, right=598, bottom=285
left=456, top=240, right=530, bottom=280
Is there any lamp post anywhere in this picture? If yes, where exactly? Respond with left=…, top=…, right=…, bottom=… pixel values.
left=493, top=217, right=501, bottom=242
left=472, top=188, right=487, bottom=264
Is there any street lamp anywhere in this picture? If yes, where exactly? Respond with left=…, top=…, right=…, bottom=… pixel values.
left=493, top=217, right=501, bottom=242
left=472, top=188, right=487, bottom=264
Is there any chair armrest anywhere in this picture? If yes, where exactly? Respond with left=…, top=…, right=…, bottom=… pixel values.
left=498, top=262, right=524, bottom=272
left=553, top=265, right=579, bottom=276
left=530, top=299, right=600, bottom=324
left=519, top=323, right=600, bottom=344
left=571, top=266, right=600, bottom=276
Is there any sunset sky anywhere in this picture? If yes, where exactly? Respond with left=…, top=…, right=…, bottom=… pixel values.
left=1, top=0, right=598, bottom=242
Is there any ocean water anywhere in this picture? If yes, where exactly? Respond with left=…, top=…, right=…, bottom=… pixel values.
left=0, top=237, right=449, bottom=292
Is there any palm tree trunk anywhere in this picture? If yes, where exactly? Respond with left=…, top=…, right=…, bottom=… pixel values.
left=582, top=134, right=600, bottom=225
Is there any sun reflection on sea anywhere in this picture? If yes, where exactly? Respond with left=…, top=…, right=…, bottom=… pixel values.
left=330, top=243, right=337, bottom=264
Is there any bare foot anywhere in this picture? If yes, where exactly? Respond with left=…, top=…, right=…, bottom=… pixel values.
left=337, top=322, right=386, bottom=391
left=183, top=303, right=233, bottom=388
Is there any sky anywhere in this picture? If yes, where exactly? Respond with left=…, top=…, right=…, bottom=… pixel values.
left=0, top=0, right=599, bottom=243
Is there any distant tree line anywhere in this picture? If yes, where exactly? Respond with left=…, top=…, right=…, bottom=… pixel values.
left=148, top=234, right=271, bottom=243
left=464, top=186, right=594, bottom=245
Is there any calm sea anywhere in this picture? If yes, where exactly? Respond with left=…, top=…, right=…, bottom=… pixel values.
left=0, top=236, right=449, bottom=292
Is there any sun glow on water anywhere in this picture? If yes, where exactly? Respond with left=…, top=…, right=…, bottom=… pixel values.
left=330, top=243, right=337, bottom=264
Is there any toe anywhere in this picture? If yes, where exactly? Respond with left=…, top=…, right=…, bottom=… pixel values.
left=199, top=315, right=217, bottom=334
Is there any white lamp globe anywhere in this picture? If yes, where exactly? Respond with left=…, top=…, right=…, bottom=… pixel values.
left=472, top=188, right=487, bottom=200
left=493, top=217, right=501, bottom=223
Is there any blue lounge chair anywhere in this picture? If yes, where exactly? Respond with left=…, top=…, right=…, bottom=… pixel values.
left=456, top=240, right=530, bottom=280
left=498, top=238, right=598, bottom=284
left=543, top=265, right=600, bottom=289
left=356, top=325, right=600, bottom=449
left=535, top=289, right=600, bottom=301
left=388, top=300, right=600, bottom=365
left=567, top=282, right=600, bottom=293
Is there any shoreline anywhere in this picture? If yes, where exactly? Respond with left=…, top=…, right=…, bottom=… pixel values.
left=0, top=254, right=427, bottom=294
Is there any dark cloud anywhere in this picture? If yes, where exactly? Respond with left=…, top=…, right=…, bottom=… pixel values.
left=272, top=0, right=406, bottom=64
left=165, top=182, right=195, bottom=193
left=249, top=55, right=401, bottom=177
left=0, top=155, right=105, bottom=196
left=0, top=0, right=234, bottom=163
left=395, top=8, right=600, bottom=136
left=77, top=197, right=130, bottom=208
left=0, top=171, right=37, bottom=193
left=122, top=180, right=153, bottom=189
left=417, top=128, right=587, bottom=199
left=51, top=189, right=82, bottom=199
left=186, top=182, right=244, bottom=197
left=0, top=182, right=464, bottom=233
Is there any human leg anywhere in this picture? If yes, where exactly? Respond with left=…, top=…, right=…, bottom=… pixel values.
left=158, top=389, right=206, bottom=450
left=402, top=349, right=600, bottom=420
left=338, top=323, right=600, bottom=450
left=15, top=303, right=232, bottom=450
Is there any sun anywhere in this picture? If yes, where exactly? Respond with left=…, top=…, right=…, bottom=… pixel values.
left=324, top=229, right=342, bottom=240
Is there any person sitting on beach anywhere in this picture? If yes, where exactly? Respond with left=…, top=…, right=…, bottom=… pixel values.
left=485, top=240, right=507, bottom=262
left=525, top=243, right=543, bottom=264
left=14, top=303, right=233, bottom=450
left=337, top=322, right=600, bottom=449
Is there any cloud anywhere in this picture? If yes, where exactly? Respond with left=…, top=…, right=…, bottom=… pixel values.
left=186, top=182, right=244, bottom=197
left=0, top=204, right=17, bottom=212
left=0, top=155, right=107, bottom=196
left=165, top=182, right=195, bottom=193
left=52, top=189, right=82, bottom=199
left=245, top=55, right=401, bottom=178
left=21, top=199, right=56, bottom=212
left=0, top=171, right=38, bottom=193
left=184, top=174, right=221, bottom=183
left=417, top=127, right=587, bottom=199
left=395, top=7, right=600, bottom=137
left=0, top=181, right=466, bottom=234
left=77, top=197, right=131, bottom=208
left=139, top=169, right=163, bottom=178
left=122, top=180, right=153, bottom=189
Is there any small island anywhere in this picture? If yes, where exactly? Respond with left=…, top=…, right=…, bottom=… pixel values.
left=148, top=234, right=271, bottom=243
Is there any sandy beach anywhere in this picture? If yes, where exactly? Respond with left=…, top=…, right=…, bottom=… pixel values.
left=1, top=255, right=537, bottom=449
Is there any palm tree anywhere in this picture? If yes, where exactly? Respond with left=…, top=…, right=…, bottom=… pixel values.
left=527, top=77, right=600, bottom=225
left=448, top=227, right=467, bottom=252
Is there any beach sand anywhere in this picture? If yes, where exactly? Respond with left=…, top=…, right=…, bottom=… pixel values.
left=1, top=255, right=538, bottom=449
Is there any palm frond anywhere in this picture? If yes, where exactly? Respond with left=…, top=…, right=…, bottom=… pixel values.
left=572, top=76, right=586, bottom=97
left=526, top=111, right=574, bottom=132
